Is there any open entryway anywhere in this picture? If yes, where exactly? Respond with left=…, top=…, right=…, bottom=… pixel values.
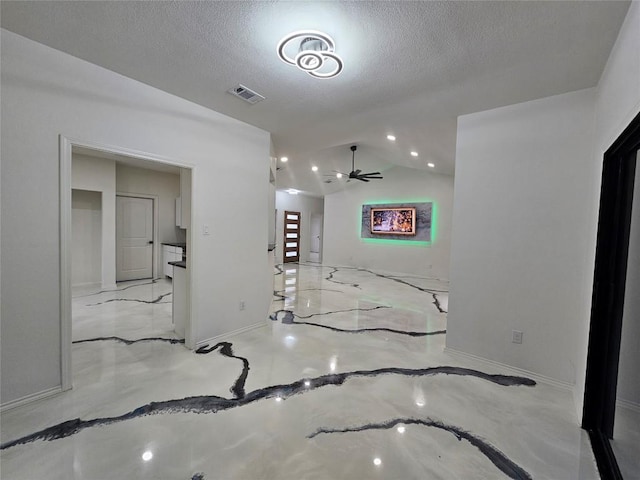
left=61, top=136, right=194, bottom=391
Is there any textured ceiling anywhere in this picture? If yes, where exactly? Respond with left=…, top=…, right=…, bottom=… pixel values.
left=1, top=1, right=630, bottom=196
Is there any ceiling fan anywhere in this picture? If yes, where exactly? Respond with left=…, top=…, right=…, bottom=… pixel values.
left=335, top=145, right=383, bottom=182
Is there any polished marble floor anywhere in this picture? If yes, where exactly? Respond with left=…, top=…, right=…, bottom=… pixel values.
left=1, top=263, right=599, bottom=479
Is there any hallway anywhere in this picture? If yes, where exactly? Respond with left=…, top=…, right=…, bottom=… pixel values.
left=1, top=264, right=597, bottom=479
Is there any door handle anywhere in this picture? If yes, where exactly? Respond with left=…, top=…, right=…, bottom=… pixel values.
left=148, top=241, right=154, bottom=244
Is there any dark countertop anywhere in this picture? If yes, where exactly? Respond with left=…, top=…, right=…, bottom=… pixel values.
left=168, top=260, right=186, bottom=269
left=162, top=242, right=186, bottom=248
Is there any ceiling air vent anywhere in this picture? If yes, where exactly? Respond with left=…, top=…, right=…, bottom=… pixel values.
left=227, top=84, right=265, bottom=104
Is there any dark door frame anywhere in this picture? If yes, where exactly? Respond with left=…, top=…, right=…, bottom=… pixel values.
left=582, top=109, right=640, bottom=480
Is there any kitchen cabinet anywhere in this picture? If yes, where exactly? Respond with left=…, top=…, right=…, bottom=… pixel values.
left=175, top=197, right=182, bottom=227
left=162, top=244, right=183, bottom=278
left=174, top=168, right=191, bottom=229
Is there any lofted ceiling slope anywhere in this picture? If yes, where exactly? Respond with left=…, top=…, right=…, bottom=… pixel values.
left=1, top=1, right=630, bottom=195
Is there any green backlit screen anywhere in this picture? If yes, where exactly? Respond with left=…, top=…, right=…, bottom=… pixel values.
left=360, top=201, right=437, bottom=246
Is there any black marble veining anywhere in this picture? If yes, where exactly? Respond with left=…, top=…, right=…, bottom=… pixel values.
left=73, top=336, right=184, bottom=346
left=0, top=349, right=535, bottom=451
left=326, top=267, right=360, bottom=288
left=357, top=267, right=448, bottom=313
left=274, top=264, right=284, bottom=276
left=195, top=342, right=249, bottom=399
left=308, top=417, right=532, bottom=480
left=298, top=263, right=448, bottom=314
left=86, top=292, right=172, bottom=306
left=270, top=309, right=446, bottom=337
left=273, top=290, right=288, bottom=302
left=73, top=280, right=160, bottom=298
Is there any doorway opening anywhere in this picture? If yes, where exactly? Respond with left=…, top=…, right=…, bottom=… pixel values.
left=309, top=213, right=323, bottom=263
left=116, top=194, right=157, bottom=282
left=60, top=136, right=194, bottom=391
left=583, top=110, right=640, bottom=479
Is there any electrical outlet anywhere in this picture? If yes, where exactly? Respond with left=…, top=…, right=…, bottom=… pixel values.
left=512, top=330, right=523, bottom=344
left=203, top=224, right=210, bottom=236
left=239, top=301, right=245, bottom=311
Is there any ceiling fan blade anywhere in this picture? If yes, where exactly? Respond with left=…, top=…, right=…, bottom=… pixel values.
left=361, top=176, right=383, bottom=180
left=357, top=177, right=370, bottom=182
left=360, top=172, right=381, bottom=176
left=354, top=169, right=362, bottom=175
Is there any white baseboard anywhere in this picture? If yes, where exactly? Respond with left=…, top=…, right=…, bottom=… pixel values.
left=1, top=386, right=62, bottom=412
left=443, top=347, right=574, bottom=391
left=196, top=321, right=266, bottom=348
left=617, top=398, right=640, bottom=414
left=72, top=281, right=101, bottom=288
left=101, top=283, right=117, bottom=290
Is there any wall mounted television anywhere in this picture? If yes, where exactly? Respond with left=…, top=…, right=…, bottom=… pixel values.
left=370, top=207, right=416, bottom=235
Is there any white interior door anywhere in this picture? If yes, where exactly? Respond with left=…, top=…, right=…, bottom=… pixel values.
left=116, top=196, right=153, bottom=281
left=310, top=213, right=322, bottom=253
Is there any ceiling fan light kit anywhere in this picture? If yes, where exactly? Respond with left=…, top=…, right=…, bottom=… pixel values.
left=345, top=145, right=383, bottom=183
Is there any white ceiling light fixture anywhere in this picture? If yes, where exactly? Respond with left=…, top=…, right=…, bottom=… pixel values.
left=312, top=165, right=319, bottom=172
left=277, top=30, right=343, bottom=79
left=336, top=172, right=343, bottom=178
left=286, top=189, right=299, bottom=195
left=410, top=151, right=419, bottom=157
left=386, top=134, right=396, bottom=141
left=280, top=156, right=288, bottom=162
left=427, top=162, right=435, bottom=168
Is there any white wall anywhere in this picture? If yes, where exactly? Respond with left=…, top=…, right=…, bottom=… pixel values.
left=71, top=190, right=102, bottom=286
left=323, top=166, right=454, bottom=278
left=0, top=30, right=271, bottom=405
left=448, top=88, right=597, bottom=387
left=448, top=3, right=640, bottom=419
left=275, top=191, right=324, bottom=263
left=573, top=1, right=640, bottom=417
left=617, top=151, right=640, bottom=406
left=71, top=154, right=116, bottom=288
left=116, top=163, right=181, bottom=276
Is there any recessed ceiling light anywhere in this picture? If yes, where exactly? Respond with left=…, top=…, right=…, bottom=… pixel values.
left=427, top=162, right=435, bottom=168
left=142, top=451, right=153, bottom=462
left=373, top=458, right=382, bottom=466
left=277, top=30, right=343, bottom=79
left=336, top=172, right=343, bottom=178
left=386, top=134, right=396, bottom=141
left=312, top=165, right=318, bottom=172
left=410, top=151, right=419, bottom=157
left=280, top=157, right=288, bottom=162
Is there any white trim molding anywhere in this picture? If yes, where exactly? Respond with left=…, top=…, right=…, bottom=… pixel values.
left=443, top=347, right=575, bottom=392
left=196, top=322, right=267, bottom=349
left=59, top=135, right=197, bottom=398
left=617, top=398, right=640, bottom=414
left=1, top=387, right=63, bottom=413
left=60, top=136, right=73, bottom=392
